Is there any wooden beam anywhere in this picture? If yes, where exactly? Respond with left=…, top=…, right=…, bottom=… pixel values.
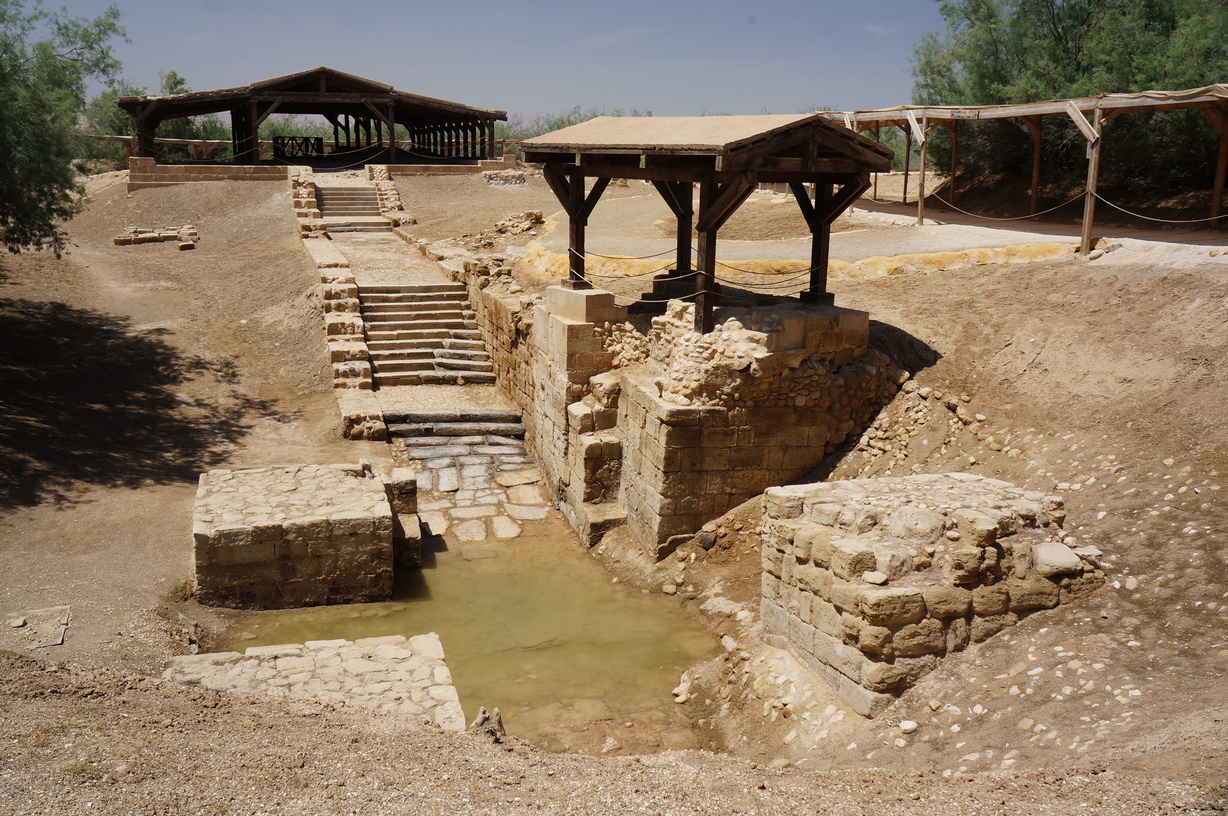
left=1208, top=105, right=1228, bottom=229
left=917, top=116, right=928, bottom=226
left=652, top=180, right=694, bottom=279
left=696, top=174, right=756, bottom=233
left=902, top=125, right=912, bottom=204
left=947, top=121, right=959, bottom=207
left=1024, top=116, right=1043, bottom=215
left=252, top=99, right=282, bottom=129
left=694, top=179, right=718, bottom=333
left=1080, top=108, right=1104, bottom=254
left=1066, top=101, right=1100, bottom=145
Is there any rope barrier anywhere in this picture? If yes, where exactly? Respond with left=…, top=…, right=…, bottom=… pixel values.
left=584, top=247, right=678, bottom=260
left=926, top=190, right=1087, bottom=221
left=1091, top=192, right=1226, bottom=225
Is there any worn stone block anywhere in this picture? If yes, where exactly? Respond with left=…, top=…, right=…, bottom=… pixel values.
left=829, top=537, right=877, bottom=580
left=859, top=586, right=926, bottom=626
left=972, top=582, right=1010, bottom=615
left=1006, top=576, right=1060, bottom=610
left=922, top=585, right=971, bottom=619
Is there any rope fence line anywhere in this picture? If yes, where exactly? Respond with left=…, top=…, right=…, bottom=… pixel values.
left=926, top=190, right=1087, bottom=221
left=1091, top=192, right=1226, bottom=225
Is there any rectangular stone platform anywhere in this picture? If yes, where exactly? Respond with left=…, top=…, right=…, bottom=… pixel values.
left=163, top=634, right=465, bottom=731
left=760, top=473, right=1104, bottom=716
left=192, top=463, right=396, bottom=609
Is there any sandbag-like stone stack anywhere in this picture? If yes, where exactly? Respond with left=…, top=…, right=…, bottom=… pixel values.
left=192, top=463, right=403, bottom=609
left=759, top=473, right=1105, bottom=715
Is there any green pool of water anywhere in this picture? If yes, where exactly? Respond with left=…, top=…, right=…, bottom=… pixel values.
left=220, top=524, right=720, bottom=752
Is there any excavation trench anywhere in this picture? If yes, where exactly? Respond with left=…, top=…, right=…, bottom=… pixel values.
left=219, top=516, right=720, bottom=755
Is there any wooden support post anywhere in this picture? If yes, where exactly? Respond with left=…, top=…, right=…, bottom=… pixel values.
left=542, top=166, right=608, bottom=288
left=794, top=182, right=833, bottom=304
left=947, top=121, right=959, bottom=207
left=694, top=179, right=718, bottom=333
left=651, top=180, right=694, bottom=279
left=1205, top=105, right=1228, bottom=230
left=1079, top=107, right=1104, bottom=254
left=1024, top=116, right=1043, bottom=216
left=791, top=174, right=869, bottom=305
left=902, top=125, right=912, bottom=204
left=917, top=116, right=928, bottom=226
left=873, top=124, right=880, bottom=200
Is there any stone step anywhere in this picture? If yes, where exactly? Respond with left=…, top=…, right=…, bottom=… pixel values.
left=434, top=347, right=490, bottom=361
left=449, top=329, right=483, bottom=341
left=441, top=338, right=486, bottom=351
left=362, top=309, right=466, bottom=324
left=434, top=356, right=494, bottom=373
left=384, top=408, right=522, bottom=425
left=360, top=298, right=467, bottom=312
left=370, top=359, right=434, bottom=373
left=366, top=347, right=435, bottom=361
left=367, top=321, right=469, bottom=339
left=367, top=331, right=451, bottom=348
left=387, top=421, right=525, bottom=438
left=359, top=283, right=467, bottom=296
left=418, top=370, right=497, bottom=385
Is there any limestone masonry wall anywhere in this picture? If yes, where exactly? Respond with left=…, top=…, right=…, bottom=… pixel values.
left=192, top=463, right=414, bottom=609
left=439, top=249, right=904, bottom=559
left=163, top=634, right=465, bottom=731
left=127, top=157, right=289, bottom=191
left=759, top=473, right=1105, bottom=715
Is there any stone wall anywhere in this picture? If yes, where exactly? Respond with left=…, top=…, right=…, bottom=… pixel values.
left=163, top=634, right=465, bottom=730
left=436, top=250, right=902, bottom=558
left=299, top=234, right=385, bottom=440
left=759, top=473, right=1105, bottom=715
left=192, top=463, right=416, bottom=609
left=127, top=157, right=289, bottom=191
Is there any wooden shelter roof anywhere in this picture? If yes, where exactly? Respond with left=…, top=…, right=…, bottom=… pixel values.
left=524, top=114, right=895, bottom=333
left=115, top=66, right=506, bottom=125
left=522, top=113, right=891, bottom=181
left=831, top=83, right=1228, bottom=128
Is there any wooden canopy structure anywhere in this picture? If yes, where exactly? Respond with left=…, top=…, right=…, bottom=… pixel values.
left=832, top=83, right=1228, bottom=248
left=116, top=67, right=506, bottom=166
left=522, top=114, right=892, bottom=332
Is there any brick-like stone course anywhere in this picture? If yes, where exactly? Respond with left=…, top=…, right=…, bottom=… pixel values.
left=126, top=157, right=289, bottom=192
left=163, top=634, right=465, bottom=730
left=443, top=251, right=903, bottom=559
left=759, top=473, right=1105, bottom=715
left=192, top=463, right=402, bottom=609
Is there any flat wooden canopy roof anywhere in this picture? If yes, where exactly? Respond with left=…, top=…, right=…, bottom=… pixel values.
left=832, top=83, right=1228, bottom=128
left=116, top=66, right=506, bottom=126
left=522, top=113, right=892, bottom=182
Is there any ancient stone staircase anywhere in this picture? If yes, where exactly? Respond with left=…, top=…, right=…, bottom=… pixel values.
left=316, top=185, right=392, bottom=232
left=385, top=409, right=530, bottom=494
left=358, top=282, right=496, bottom=387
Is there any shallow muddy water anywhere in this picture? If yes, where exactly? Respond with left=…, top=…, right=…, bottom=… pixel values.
left=220, top=524, right=719, bottom=754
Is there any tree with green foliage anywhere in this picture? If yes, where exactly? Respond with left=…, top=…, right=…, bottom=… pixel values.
left=75, top=80, right=143, bottom=168
left=911, top=0, right=1228, bottom=189
left=0, top=0, right=124, bottom=253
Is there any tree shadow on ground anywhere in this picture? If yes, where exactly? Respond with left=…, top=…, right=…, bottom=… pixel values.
left=0, top=297, right=280, bottom=509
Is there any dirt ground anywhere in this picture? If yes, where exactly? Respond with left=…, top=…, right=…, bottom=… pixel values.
left=1, top=170, right=1226, bottom=814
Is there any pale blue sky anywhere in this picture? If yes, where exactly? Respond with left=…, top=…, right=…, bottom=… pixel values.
left=70, top=0, right=944, bottom=116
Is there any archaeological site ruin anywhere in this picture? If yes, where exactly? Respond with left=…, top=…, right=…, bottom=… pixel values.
left=6, top=62, right=1228, bottom=813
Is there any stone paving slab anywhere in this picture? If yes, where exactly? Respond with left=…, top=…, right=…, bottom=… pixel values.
left=163, top=634, right=465, bottom=731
